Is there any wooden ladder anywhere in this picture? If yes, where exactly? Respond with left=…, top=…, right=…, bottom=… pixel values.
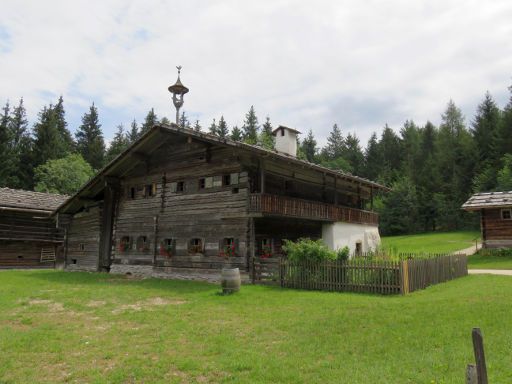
left=40, top=247, right=56, bottom=263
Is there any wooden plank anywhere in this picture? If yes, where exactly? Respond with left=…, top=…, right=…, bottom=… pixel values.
left=472, top=328, right=488, bottom=384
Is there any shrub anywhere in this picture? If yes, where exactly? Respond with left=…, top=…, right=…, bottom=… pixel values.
left=336, top=246, right=350, bottom=261
left=282, top=238, right=337, bottom=263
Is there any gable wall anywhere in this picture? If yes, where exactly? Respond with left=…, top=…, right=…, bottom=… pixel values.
left=111, top=144, right=251, bottom=272
left=482, top=208, right=512, bottom=248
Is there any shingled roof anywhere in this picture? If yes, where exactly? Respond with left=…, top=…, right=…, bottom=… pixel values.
left=0, top=188, right=68, bottom=213
left=462, top=191, right=512, bottom=211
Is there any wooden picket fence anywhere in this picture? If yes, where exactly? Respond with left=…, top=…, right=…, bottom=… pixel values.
left=251, top=253, right=468, bottom=295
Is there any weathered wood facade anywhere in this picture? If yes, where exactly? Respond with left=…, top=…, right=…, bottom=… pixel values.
left=462, top=191, right=512, bottom=248
left=56, top=124, right=388, bottom=277
left=0, top=188, right=67, bottom=268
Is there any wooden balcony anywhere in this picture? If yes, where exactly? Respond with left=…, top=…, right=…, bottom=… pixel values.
left=248, top=193, right=379, bottom=226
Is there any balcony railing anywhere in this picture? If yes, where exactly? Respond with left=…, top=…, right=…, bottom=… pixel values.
left=249, top=193, right=379, bottom=226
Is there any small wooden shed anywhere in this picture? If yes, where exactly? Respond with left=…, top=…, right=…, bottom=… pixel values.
left=462, top=191, right=512, bottom=248
left=0, top=188, right=68, bottom=268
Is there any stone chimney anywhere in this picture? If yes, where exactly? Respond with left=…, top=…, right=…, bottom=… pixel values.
left=272, top=126, right=301, bottom=157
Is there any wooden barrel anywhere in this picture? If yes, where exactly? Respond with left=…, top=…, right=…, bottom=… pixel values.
left=221, top=267, right=241, bottom=294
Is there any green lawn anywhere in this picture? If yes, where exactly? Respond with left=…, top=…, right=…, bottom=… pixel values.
left=0, top=271, right=511, bottom=383
left=381, top=230, right=480, bottom=254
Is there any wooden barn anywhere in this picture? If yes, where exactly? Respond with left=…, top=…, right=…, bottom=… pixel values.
left=55, top=123, right=389, bottom=277
left=463, top=191, right=512, bottom=248
left=0, top=188, right=68, bottom=268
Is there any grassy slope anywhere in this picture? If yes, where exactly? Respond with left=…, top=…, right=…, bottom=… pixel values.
left=381, top=231, right=480, bottom=254
left=0, top=271, right=511, bottom=383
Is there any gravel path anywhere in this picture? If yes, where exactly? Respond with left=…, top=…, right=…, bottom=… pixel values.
left=468, top=269, right=512, bottom=276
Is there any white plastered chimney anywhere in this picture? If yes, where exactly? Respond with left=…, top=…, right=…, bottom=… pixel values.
left=272, top=126, right=301, bottom=157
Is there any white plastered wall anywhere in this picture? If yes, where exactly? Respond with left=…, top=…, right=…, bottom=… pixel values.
left=321, top=222, right=381, bottom=256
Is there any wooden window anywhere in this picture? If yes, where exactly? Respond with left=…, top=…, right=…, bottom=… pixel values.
left=79, top=243, right=85, bottom=251
left=176, top=181, right=185, bottom=192
left=160, top=238, right=176, bottom=256
left=230, top=172, right=239, bottom=185
left=136, top=236, right=150, bottom=251
left=205, top=177, right=213, bottom=188
left=199, top=178, right=206, bottom=189
left=144, top=183, right=156, bottom=198
left=223, top=174, right=231, bottom=186
left=188, top=238, right=203, bottom=254
left=120, top=236, right=131, bottom=252
left=261, top=238, right=272, bottom=258
left=220, top=237, right=238, bottom=257
left=501, top=209, right=512, bottom=220
left=129, top=187, right=136, bottom=199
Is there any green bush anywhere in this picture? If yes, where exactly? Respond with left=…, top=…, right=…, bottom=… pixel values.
left=336, top=246, right=350, bottom=261
left=282, top=238, right=337, bottom=263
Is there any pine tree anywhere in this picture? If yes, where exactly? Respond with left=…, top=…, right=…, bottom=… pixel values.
left=8, top=98, right=33, bottom=189
left=399, top=120, right=421, bottom=183
left=160, top=116, right=171, bottom=126
left=75, top=103, right=105, bottom=170
left=193, top=120, right=202, bottom=132
left=471, top=92, right=501, bottom=174
left=140, top=108, right=158, bottom=134
left=363, top=132, right=382, bottom=180
left=54, top=96, right=74, bottom=152
left=9, top=98, right=28, bottom=149
left=498, top=85, right=512, bottom=156
left=230, top=126, right=242, bottom=141
left=378, top=124, right=402, bottom=183
left=259, top=116, right=275, bottom=149
left=208, top=119, right=218, bottom=136
left=0, top=101, right=14, bottom=186
left=105, top=124, right=129, bottom=163
left=343, top=133, right=364, bottom=175
left=324, top=124, right=345, bottom=159
left=128, top=119, right=139, bottom=142
left=179, top=112, right=191, bottom=129
left=217, top=116, right=229, bottom=138
left=32, top=105, right=65, bottom=168
left=242, top=106, right=259, bottom=144
left=300, top=129, right=317, bottom=163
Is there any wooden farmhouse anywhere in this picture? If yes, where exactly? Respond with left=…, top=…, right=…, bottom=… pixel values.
left=463, top=191, right=512, bottom=248
left=0, top=188, right=68, bottom=268
left=55, top=123, right=389, bottom=277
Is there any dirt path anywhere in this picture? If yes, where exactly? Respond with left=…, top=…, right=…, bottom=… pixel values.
left=469, top=269, right=512, bottom=276
left=454, top=243, right=481, bottom=256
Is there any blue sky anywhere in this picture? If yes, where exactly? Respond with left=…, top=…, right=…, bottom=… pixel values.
left=1, top=0, right=511, bottom=146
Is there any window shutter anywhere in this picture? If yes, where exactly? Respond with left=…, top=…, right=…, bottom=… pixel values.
left=152, top=183, right=157, bottom=196
left=235, top=238, right=240, bottom=256
left=231, top=173, right=239, bottom=185
left=169, top=182, right=177, bottom=193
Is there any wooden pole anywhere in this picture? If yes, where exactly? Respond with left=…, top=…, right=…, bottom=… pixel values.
left=472, top=328, right=488, bottom=384
left=466, top=365, right=477, bottom=384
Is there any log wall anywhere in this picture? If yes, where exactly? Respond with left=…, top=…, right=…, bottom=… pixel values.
left=66, top=206, right=102, bottom=271
left=482, top=208, right=512, bottom=248
left=111, top=145, right=251, bottom=272
left=0, top=240, right=57, bottom=268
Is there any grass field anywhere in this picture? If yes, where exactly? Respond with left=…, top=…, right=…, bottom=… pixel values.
left=0, top=270, right=511, bottom=383
left=381, top=230, right=480, bottom=254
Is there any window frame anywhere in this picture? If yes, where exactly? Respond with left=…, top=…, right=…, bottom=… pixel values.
left=188, top=238, right=204, bottom=254
left=501, top=208, right=512, bottom=220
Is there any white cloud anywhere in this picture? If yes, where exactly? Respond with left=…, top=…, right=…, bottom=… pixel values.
left=1, top=0, right=511, bottom=146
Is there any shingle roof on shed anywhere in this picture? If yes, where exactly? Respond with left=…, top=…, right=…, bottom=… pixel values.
left=0, top=188, right=68, bottom=212
left=462, top=191, right=512, bottom=211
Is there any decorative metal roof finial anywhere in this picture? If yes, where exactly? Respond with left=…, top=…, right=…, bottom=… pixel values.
left=168, top=65, right=189, bottom=125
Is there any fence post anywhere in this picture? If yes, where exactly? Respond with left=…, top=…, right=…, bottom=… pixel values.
left=472, top=328, right=488, bottom=384
left=400, top=260, right=409, bottom=295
